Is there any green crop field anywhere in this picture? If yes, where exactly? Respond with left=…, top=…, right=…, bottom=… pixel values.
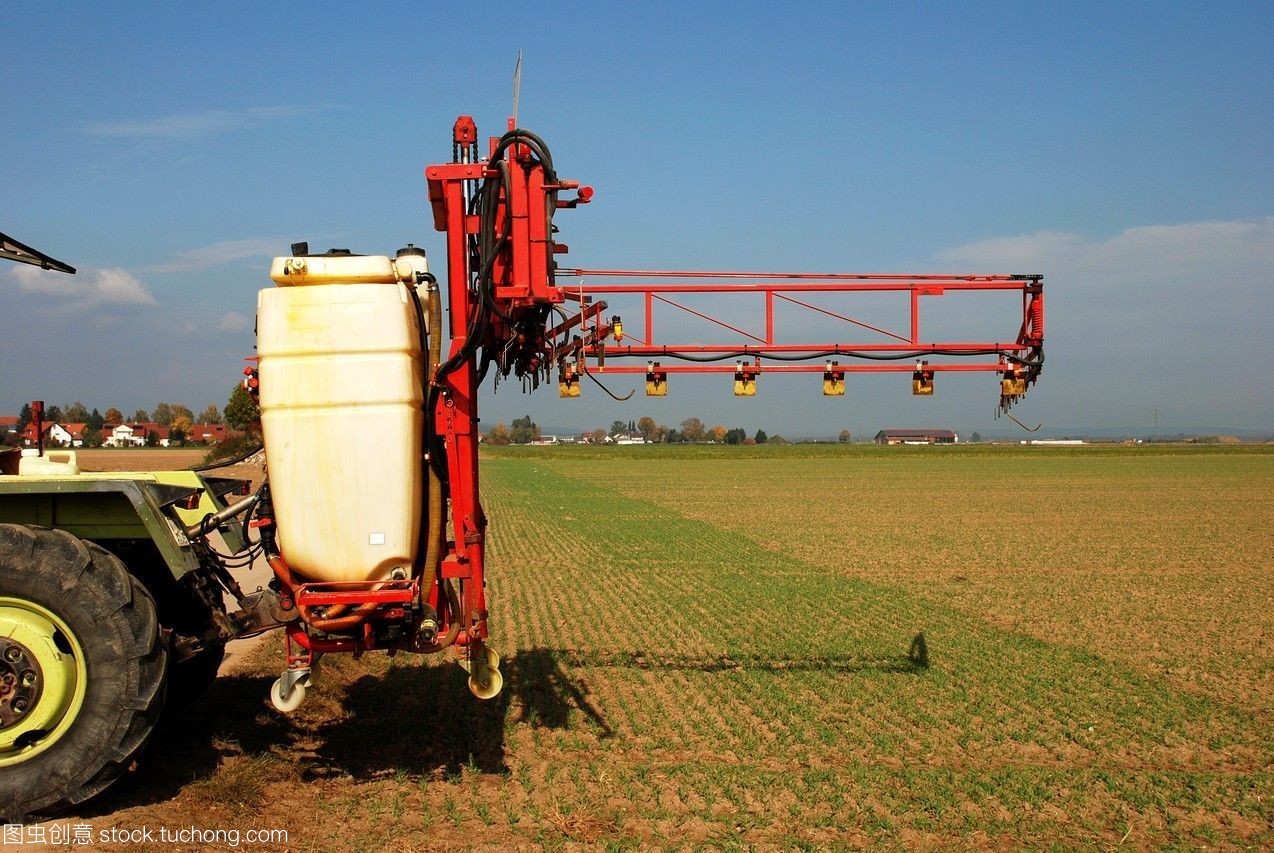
left=84, top=445, right=1271, bottom=849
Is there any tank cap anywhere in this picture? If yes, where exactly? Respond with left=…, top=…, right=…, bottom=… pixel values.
left=321, top=248, right=361, bottom=257
left=396, top=244, right=426, bottom=258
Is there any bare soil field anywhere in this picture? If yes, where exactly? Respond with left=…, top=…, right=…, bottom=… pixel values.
left=52, top=445, right=1272, bottom=849
left=75, top=448, right=210, bottom=472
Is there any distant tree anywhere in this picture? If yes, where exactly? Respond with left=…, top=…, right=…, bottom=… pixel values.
left=838, top=429, right=851, bottom=443
left=104, top=407, right=124, bottom=425
left=131, top=409, right=149, bottom=423
left=45, top=405, right=63, bottom=423
left=724, top=427, right=746, bottom=445
left=145, top=430, right=160, bottom=447
left=637, top=415, right=661, bottom=443
left=610, top=420, right=628, bottom=437
left=510, top=415, right=540, bottom=444
left=17, top=403, right=32, bottom=430
left=81, top=427, right=105, bottom=448
left=680, top=417, right=705, bottom=442
left=709, top=425, right=727, bottom=443
left=971, top=431, right=983, bottom=443
left=152, top=402, right=191, bottom=427
left=486, top=423, right=511, bottom=445
left=223, top=385, right=260, bottom=433
left=198, top=404, right=223, bottom=425
left=63, top=401, right=90, bottom=422
left=87, top=408, right=105, bottom=431
left=664, top=428, right=680, bottom=443
left=755, top=429, right=768, bottom=444
left=589, top=428, right=608, bottom=444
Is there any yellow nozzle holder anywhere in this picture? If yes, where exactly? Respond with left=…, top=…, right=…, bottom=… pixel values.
left=823, top=361, right=845, bottom=396
left=645, top=364, right=667, bottom=396
left=912, top=361, right=934, bottom=396
left=559, top=363, right=581, bottom=398
left=1001, top=368, right=1027, bottom=397
left=611, top=315, right=623, bottom=343
left=733, top=362, right=757, bottom=397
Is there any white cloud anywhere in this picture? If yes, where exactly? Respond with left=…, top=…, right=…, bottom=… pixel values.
left=7, top=264, right=156, bottom=306
left=936, top=216, right=1274, bottom=428
left=83, top=105, right=318, bottom=140
left=939, top=217, right=1274, bottom=296
left=216, top=311, right=250, bottom=332
left=145, top=237, right=284, bottom=274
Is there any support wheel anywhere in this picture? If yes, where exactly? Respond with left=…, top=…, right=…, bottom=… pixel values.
left=0, top=525, right=167, bottom=822
left=468, top=666, right=503, bottom=701
left=269, top=674, right=308, bottom=713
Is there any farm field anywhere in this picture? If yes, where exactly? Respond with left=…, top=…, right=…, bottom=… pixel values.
left=73, top=445, right=1271, bottom=849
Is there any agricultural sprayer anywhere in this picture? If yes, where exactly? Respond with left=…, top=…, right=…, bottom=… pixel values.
left=0, top=117, right=1044, bottom=818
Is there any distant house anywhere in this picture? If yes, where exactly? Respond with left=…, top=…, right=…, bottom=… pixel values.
left=104, top=422, right=170, bottom=447
left=0, top=416, right=19, bottom=435
left=614, top=433, right=649, bottom=445
left=18, top=421, right=89, bottom=447
left=874, top=428, right=958, bottom=445
left=189, top=423, right=235, bottom=444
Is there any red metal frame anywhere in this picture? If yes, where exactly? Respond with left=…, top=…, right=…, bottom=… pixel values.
left=270, top=115, right=1045, bottom=679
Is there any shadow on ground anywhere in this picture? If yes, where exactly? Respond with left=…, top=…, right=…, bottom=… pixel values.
left=79, top=640, right=924, bottom=816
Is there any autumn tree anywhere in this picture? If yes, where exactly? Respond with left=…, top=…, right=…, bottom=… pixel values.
left=485, top=423, right=511, bottom=445
left=223, top=384, right=260, bottom=433
left=679, top=417, right=705, bottom=442
left=838, top=429, right=851, bottom=443
left=636, top=416, right=662, bottom=443
left=589, top=428, right=608, bottom=444
left=199, top=404, right=222, bottom=425
left=104, top=407, right=124, bottom=425
left=709, top=425, right=727, bottom=443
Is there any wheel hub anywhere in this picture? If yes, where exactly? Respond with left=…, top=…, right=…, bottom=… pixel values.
left=0, top=597, right=86, bottom=765
left=0, top=637, right=42, bottom=728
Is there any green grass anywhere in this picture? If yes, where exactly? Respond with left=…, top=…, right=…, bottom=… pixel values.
left=117, top=443, right=1270, bottom=848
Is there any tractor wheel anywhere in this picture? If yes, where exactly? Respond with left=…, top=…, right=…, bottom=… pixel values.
left=0, top=524, right=167, bottom=821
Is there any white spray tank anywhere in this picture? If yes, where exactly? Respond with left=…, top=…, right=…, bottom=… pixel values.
left=256, top=247, right=430, bottom=583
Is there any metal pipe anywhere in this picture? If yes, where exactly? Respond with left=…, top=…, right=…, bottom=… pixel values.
left=185, top=492, right=259, bottom=539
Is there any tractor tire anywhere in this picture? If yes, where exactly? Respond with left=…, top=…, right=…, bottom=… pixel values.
left=0, top=524, right=167, bottom=821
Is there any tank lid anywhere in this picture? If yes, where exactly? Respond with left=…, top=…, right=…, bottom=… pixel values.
left=395, top=244, right=426, bottom=258
left=288, top=241, right=364, bottom=258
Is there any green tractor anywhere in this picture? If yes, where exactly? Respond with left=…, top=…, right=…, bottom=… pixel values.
left=0, top=443, right=272, bottom=820
left=0, top=236, right=277, bottom=820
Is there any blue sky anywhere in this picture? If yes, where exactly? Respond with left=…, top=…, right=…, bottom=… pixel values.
left=3, top=2, right=1271, bottom=436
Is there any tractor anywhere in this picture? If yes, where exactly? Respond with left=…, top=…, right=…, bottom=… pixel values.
left=0, top=118, right=1044, bottom=819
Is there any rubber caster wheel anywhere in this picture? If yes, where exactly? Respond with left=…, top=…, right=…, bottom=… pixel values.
left=269, top=676, right=307, bottom=713
left=468, top=665, right=503, bottom=700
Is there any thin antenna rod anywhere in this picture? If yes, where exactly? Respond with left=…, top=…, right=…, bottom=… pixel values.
left=512, top=50, right=523, bottom=126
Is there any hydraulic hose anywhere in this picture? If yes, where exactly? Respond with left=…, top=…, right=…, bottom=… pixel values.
left=423, top=282, right=445, bottom=600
